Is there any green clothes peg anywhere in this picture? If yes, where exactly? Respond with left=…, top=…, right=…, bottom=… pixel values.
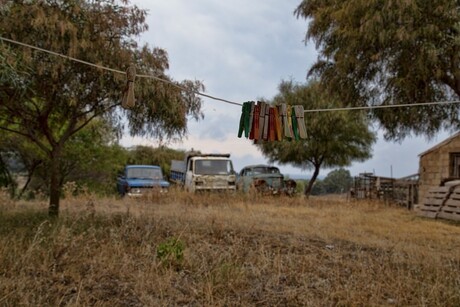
left=238, top=101, right=251, bottom=138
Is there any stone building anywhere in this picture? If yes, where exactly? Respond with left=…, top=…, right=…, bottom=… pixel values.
left=418, top=132, right=460, bottom=203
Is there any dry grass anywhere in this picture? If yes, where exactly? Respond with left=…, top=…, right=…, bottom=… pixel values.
left=1, top=188, right=459, bottom=306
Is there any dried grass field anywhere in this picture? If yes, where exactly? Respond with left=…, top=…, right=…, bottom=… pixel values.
left=1, top=189, right=460, bottom=306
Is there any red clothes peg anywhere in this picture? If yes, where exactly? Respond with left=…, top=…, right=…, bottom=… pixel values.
left=258, top=101, right=266, bottom=141
left=268, top=107, right=276, bottom=141
left=251, top=103, right=260, bottom=140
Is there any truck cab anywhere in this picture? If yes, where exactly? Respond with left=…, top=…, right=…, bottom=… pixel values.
left=170, top=153, right=236, bottom=192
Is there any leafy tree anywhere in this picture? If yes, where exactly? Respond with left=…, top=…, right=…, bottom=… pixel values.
left=0, top=153, right=14, bottom=191
left=310, top=179, right=326, bottom=195
left=0, top=133, right=44, bottom=198
left=39, top=119, right=130, bottom=196
left=257, top=80, right=376, bottom=196
left=322, top=168, right=353, bottom=194
left=126, top=145, right=185, bottom=178
left=0, top=0, right=204, bottom=216
left=295, top=0, right=460, bottom=140
left=0, top=119, right=130, bottom=197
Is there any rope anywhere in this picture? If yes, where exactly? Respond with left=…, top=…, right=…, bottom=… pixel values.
left=0, top=36, right=242, bottom=106
left=303, top=100, right=460, bottom=112
left=2, top=36, right=460, bottom=111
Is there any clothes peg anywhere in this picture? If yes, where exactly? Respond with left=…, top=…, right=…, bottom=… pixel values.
left=268, top=107, right=276, bottom=141
left=263, top=103, right=270, bottom=141
left=280, top=104, right=291, bottom=139
left=252, top=103, right=261, bottom=140
left=274, top=106, right=283, bottom=141
left=248, top=101, right=255, bottom=138
left=295, top=105, right=308, bottom=139
left=122, top=64, right=136, bottom=109
left=258, top=101, right=266, bottom=141
left=291, top=106, right=300, bottom=140
left=238, top=101, right=251, bottom=138
left=286, top=105, right=294, bottom=140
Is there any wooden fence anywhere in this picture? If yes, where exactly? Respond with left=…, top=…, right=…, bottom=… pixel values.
left=352, top=173, right=419, bottom=208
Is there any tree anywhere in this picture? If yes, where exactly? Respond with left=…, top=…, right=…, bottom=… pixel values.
left=126, top=145, right=185, bottom=178
left=0, top=0, right=204, bottom=216
left=295, top=0, right=460, bottom=141
left=322, top=168, right=353, bottom=194
left=36, top=119, right=130, bottom=196
left=0, top=118, right=130, bottom=198
left=309, top=179, right=326, bottom=195
left=257, top=80, right=376, bottom=196
left=0, top=153, right=14, bottom=192
left=0, top=133, right=44, bottom=198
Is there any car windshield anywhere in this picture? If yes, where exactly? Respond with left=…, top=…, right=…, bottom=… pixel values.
left=249, top=167, right=280, bottom=175
left=127, top=168, right=162, bottom=179
left=195, top=159, right=234, bottom=175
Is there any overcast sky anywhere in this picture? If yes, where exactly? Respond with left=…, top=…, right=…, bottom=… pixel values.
left=122, top=0, right=452, bottom=179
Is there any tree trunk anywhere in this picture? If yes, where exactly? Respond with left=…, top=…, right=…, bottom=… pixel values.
left=48, top=147, right=62, bottom=217
left=304, top=165, right=320, bottom=198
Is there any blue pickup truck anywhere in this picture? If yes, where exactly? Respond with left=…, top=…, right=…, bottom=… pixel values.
left=116, top=165, right=170, bottom=196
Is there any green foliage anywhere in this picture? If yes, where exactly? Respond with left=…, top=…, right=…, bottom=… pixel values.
left=126, top=146, right=185, bottom=178
left=322, top=168, right=353, bottom=194
left=0, top=119, right=130, bottom=197
left=156, top=237, right=185, bottom=266
left=257, top=80, right=376, bottom=195
left=0, top=155, right=12, bottom=188
left=295, top=0, right=460, bottom=140
left=0, top=0, right=204, bottom=215
left=310, top=179, right=326, bottom=195
left=59, top=120, right=130, bottom=195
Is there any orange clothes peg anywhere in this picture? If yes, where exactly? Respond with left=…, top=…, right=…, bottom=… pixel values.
left=273, top=106, right=283, bottom=141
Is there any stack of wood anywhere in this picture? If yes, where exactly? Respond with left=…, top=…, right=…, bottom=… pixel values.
left=417, top=184, right=460, bottom=221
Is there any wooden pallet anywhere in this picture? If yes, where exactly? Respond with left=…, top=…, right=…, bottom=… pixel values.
left=417, top=186, right=452, bottom=219
left=438, top=186, right=460, bottom=221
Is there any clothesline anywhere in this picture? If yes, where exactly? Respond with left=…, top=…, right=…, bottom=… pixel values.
left=2, top=35, right=460, bottom=112
left=238, top=101, right=308, bottom=143
left=0, top=36, right=242, bottom=107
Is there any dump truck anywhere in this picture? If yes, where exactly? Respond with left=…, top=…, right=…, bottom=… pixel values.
left=170, top=152, right=236, bottom=192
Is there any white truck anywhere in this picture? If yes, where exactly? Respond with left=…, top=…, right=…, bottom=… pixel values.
left=170, top=152, right=236, bottom=192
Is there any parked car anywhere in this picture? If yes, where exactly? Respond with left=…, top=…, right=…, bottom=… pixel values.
left=117, top=165, right=170, bottom=197
left=236, top=164, right=296, bottom=196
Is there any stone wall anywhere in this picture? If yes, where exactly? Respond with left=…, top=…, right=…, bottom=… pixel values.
left=418, top=137, right=460, bottom=203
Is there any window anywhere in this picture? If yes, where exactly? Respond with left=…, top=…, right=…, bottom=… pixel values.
left=127, top=168, right=162, bottom=179
left=195, top=160, right=234, bottom=175
left=449, top=153, right=460, bottom=177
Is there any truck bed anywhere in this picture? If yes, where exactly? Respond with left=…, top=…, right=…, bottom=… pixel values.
left=170, top=160, right=186, bottom=184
